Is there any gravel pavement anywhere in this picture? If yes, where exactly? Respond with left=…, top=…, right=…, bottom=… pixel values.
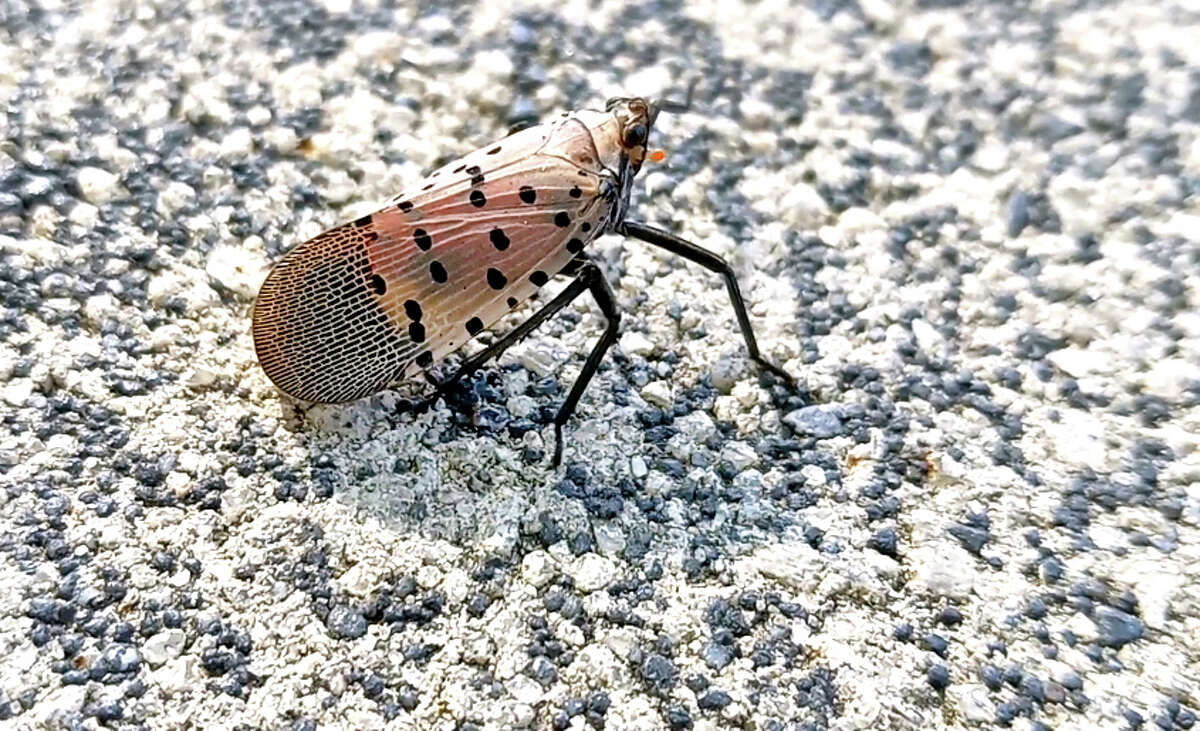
left=1, top=1, right=1198, bottom=729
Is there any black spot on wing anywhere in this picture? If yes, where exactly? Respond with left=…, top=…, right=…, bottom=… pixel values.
left=404, top=299, right=422, bottom=321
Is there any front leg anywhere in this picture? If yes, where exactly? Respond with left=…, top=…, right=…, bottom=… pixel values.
left=618, top=220, right=794, bottom=385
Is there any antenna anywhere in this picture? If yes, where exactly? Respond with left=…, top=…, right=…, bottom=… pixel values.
left=655, top=78, right=699, bottom=115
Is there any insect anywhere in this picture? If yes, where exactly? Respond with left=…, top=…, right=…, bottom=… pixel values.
left=252, top=95, right=793, bottom=466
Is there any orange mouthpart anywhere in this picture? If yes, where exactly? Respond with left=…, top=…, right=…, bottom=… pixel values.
left=648, top=149, right=667, bottom=163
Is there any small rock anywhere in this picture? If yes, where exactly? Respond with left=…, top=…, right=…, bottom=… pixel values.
left=1092, top=606, right=1144, bottom=649
left=219, top=128, right=254, bottom=158
left=779, top=182, right=829, bottom=228
left=783, top=405, right=844, bottom=438
left=572, top=553, right=616, bottom=593
left=721, top=441, right=757, bottom=471
left=185, top=368, right=217, bottom=389
left=1006, top=190, right=1030, bottom=237
left=103, top=644, right=142, bottom=673
left=909, top=544, right=976, bottom=600
left=630, top=456, right=648, bottom=479
left=68, top=202, right=99, bottom=227
left=143, top=629, right=186, bottom=666
left=953, top=684, right=996, bottom=723
left=640, top=653, right=678, bottom=692
left=928, top=664, right=951, bottom=690
left=701, top=642, right=734, bottom=671
left=77, top=166, right=122, bottom=204
left=619, top=331, right=655, bottom=357
left=326, top=605, right=368, bottom=639
left=521, top=551, right=556, bottom=587
left=859, top=0, right=897, bottom=27
left=516, top=342, right=558, bottom=377
left=800, top=464, right=827, bottom=487
left=710, top=356, right=744, bottom=393
left=509, top=674, right=544, bottom=705
left=666, top=706, right=693, bottom=730
left=911, top=319, right=943, bottom=352
left=948, top=523, right=989, bottom=555
left=641, top=380, right=673, bottom=408
left=593, top=523, right=625, bottom=556
left=868, top=527, right=899, bottom=558
left=697, top=690, right=733, bottom=710
left=206, top=244, right=265, bottom=301
left=3, top=379, right=33, bottom=407
left=1047, top=348, right=1095, bottom=378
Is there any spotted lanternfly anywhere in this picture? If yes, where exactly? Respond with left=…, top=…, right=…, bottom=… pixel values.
left=252, top=95, right=793, bottom=466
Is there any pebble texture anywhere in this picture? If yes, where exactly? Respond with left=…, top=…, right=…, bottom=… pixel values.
left=2, top=1, right=1198, bottom=729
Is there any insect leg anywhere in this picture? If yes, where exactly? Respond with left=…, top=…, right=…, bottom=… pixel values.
left=430, top=274, right=593, bottom=399
left=551, top=261, right=621, bottom=468
left=423, top=261, right=620, bottom=467
left=618, top=220, right=794, bottom=385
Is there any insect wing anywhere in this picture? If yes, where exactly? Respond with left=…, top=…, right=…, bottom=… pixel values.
left=252, top=117, right=613, bottom=404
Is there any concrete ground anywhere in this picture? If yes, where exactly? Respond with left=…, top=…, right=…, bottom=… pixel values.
left=1, top=0, right=1197, bottom=729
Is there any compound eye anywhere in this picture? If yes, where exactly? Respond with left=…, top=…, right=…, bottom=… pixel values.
left=622, top=122, right=648, bottom=148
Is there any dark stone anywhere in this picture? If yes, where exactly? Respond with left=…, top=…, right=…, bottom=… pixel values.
left=1006, top=190, right=1030, bottom=237
left=697, top=690, right=733, bottom=711
left=666, top=705, right=693, bottom=730
left=938, top=607, right=963, bottom=626
left=927, top=664, right=950, bottom=690
left=1093, top=606, right=1144, bottom=649
left=326, top=605, right=367, bottom=639
left=868, top=527, right=899, bottom=557
left=701, top=642, right=734, bottom=671
left=641, top=653, right=678, bottom=692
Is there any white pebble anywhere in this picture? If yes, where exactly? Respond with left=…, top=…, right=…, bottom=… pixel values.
left=219, top=127, right=254, bottom=158
left=3, top=379, right=32, bottom=407
left=801, top=464, right=827, bottom=487
left=521, top=551, right=555, bottom=587
left=143, top=629, right=186, bottom=666
left=246, top=105, right=272, bottom=127
left=68, top=202, right=99, bottom=227
left=571, top=553, right=616, bottom=593
left=630, top=456, right=648, bottom=479
left=911, top=319, right=943, bottom=353
left=593, top=524, right=625, bottom=556
left=76, top=166, right=122, bottom=204
left=640, top=380, right=673, bottom=408
left=1047, top=347, right=1095, bottom=378
left=205, top=244, right=265, bottom=301
left=721, top=441, right=758, bottom=471
left=619, top=331, right=655, bottom=357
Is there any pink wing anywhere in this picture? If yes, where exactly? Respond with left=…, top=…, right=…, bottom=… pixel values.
left=253, top=117, right=615, bottom=404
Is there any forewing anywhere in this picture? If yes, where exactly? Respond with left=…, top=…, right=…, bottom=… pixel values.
left=253, top=216, right=414, bottom=403
left=252, top=117, right=614, bottom=404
